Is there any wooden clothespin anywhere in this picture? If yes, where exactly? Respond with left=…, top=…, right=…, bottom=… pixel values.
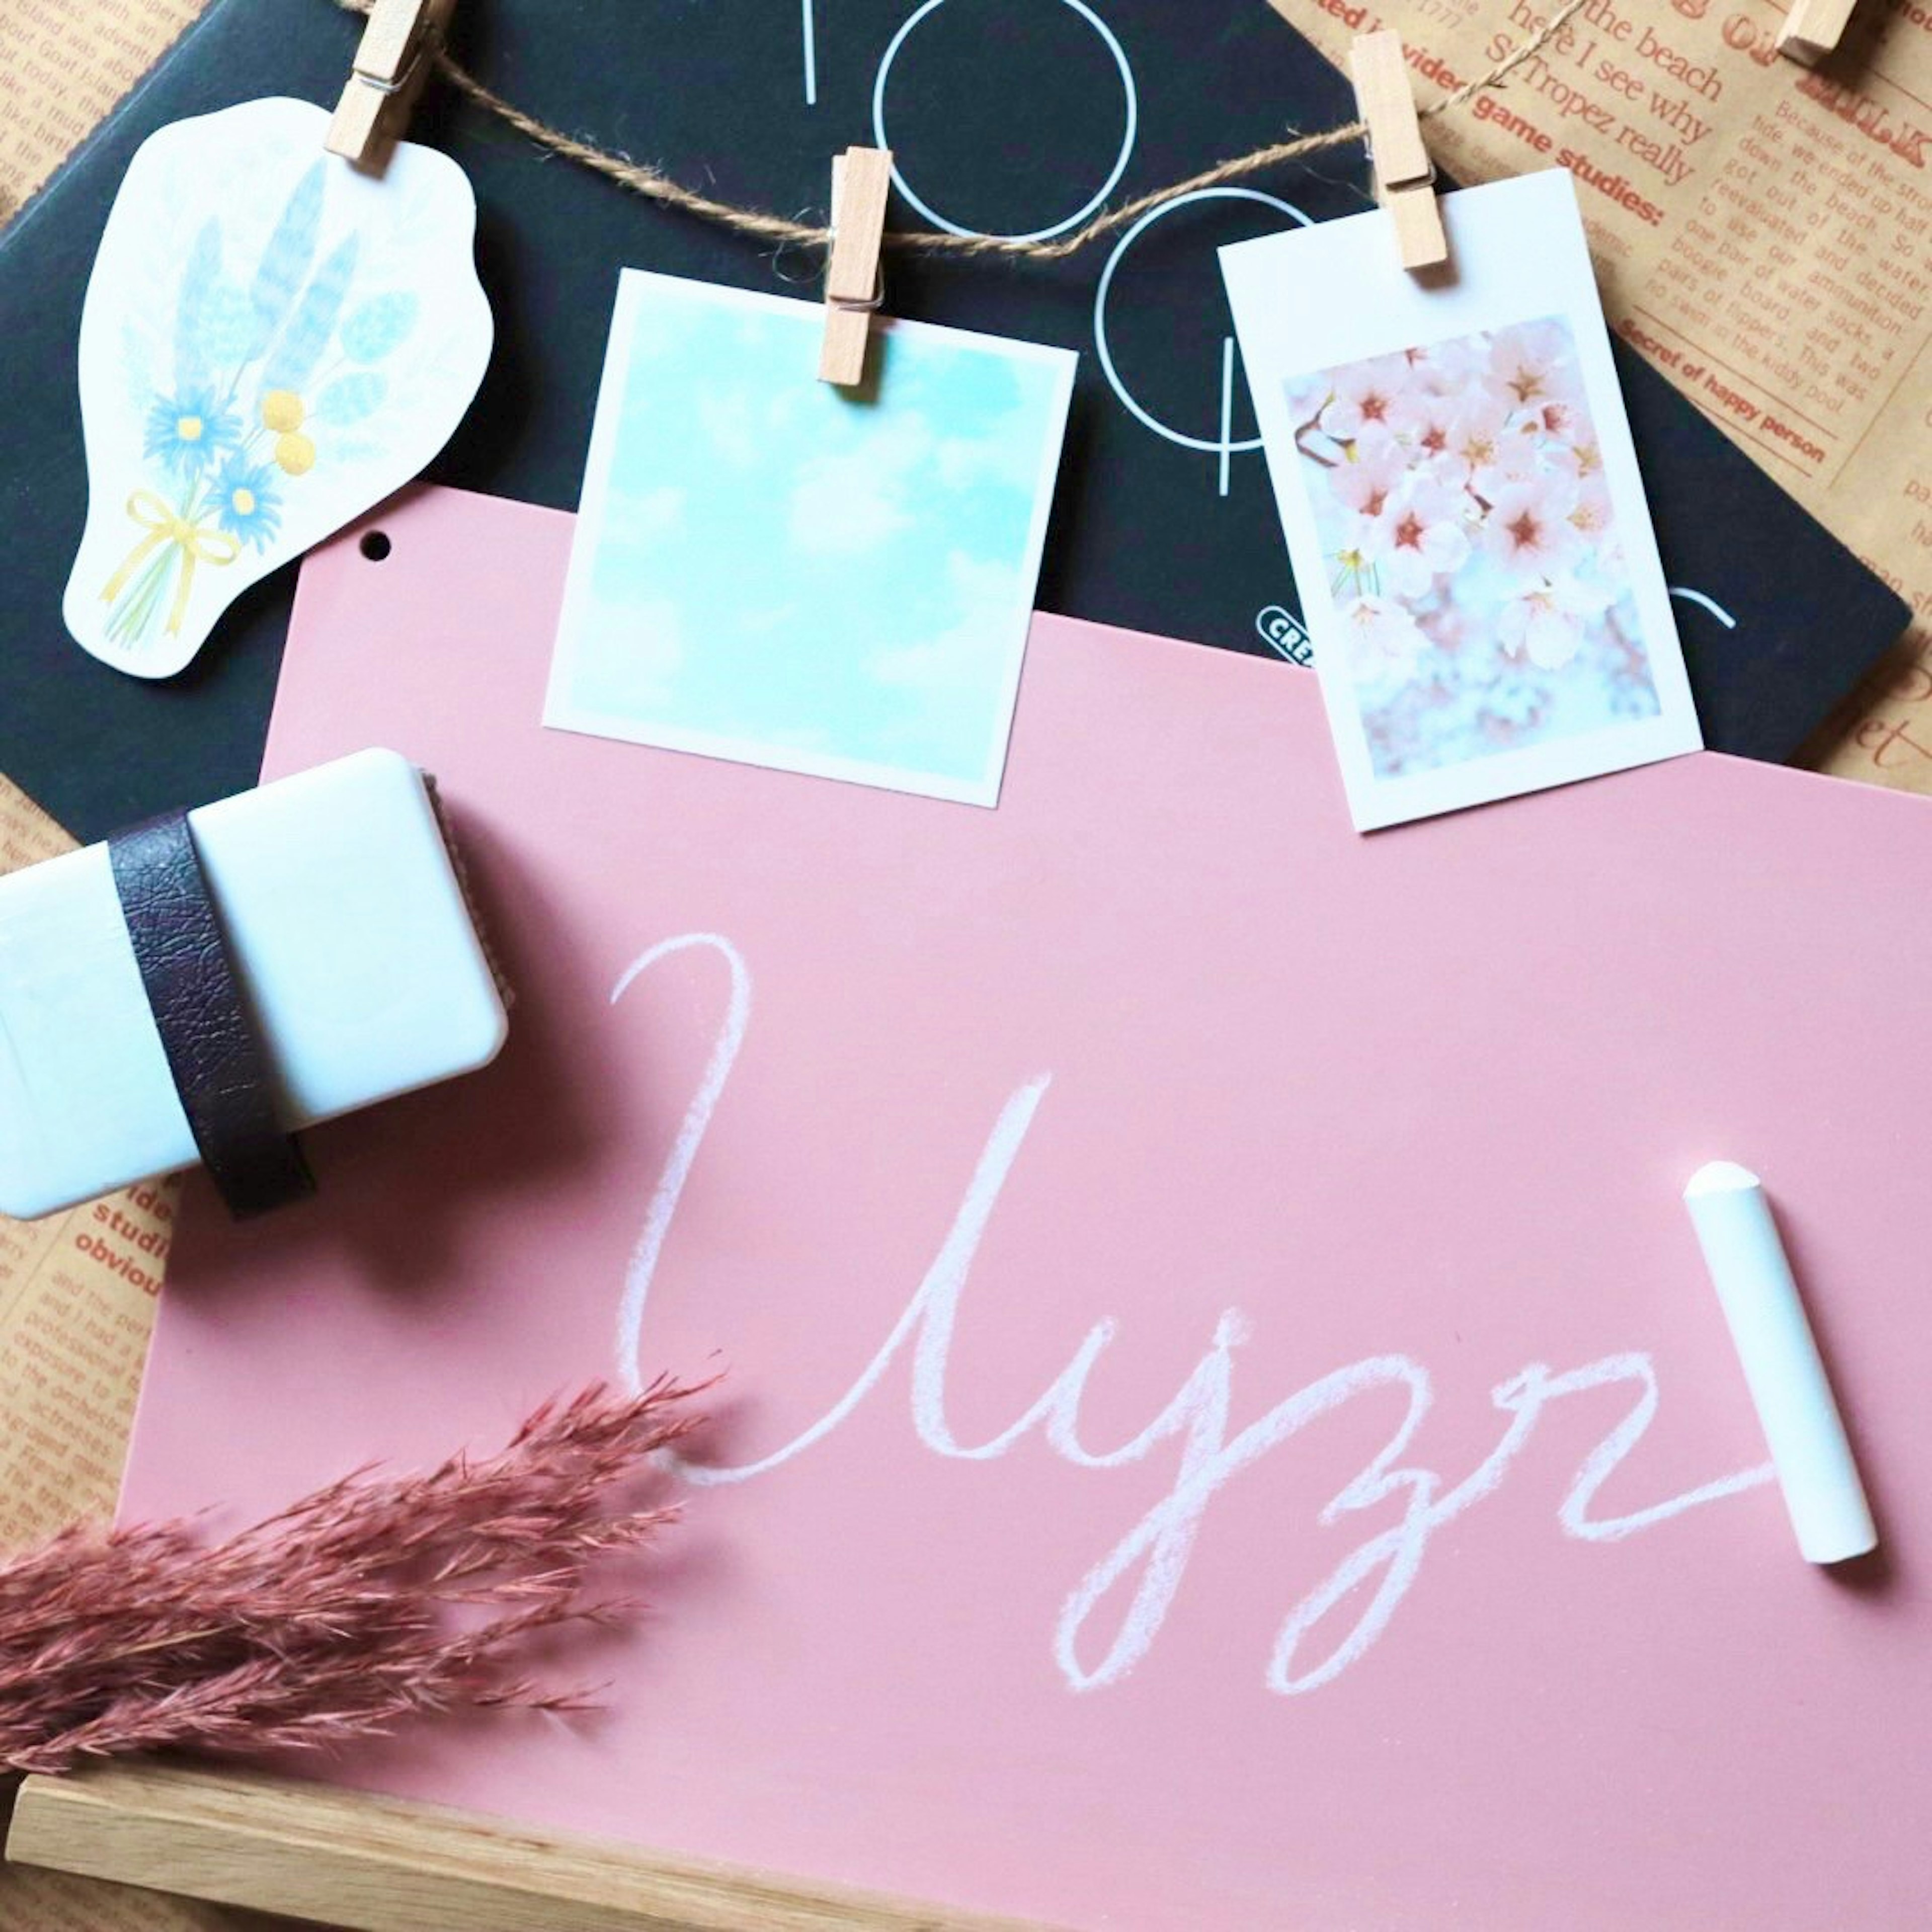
left=1778, top=0, right=1859, bottom=61
left=820, top=146, right=893, bottom=386
left=1349, top=31, right=1447, bottom=272
left=326, top=0, right=456, bottom=171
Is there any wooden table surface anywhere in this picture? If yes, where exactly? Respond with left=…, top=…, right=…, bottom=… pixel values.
left=0, top=5, right=1925, bottom=1930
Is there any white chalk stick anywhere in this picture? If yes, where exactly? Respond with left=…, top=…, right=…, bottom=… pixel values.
left=1683, top=1161, right=1875, bottom=1564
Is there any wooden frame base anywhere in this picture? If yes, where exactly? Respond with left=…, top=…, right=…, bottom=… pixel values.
left=7, top=1762, right=1057, bottom=1932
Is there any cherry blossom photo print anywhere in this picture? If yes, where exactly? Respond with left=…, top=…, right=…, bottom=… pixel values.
left=1296, top=318, right=1651, bottom=777
left=1223, top=173, right=1701, bottom=831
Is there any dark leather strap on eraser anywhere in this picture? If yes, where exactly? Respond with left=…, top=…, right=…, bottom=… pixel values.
left=107, top=810, right=315, bottom=1221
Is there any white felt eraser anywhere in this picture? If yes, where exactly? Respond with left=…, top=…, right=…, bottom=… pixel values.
left=0, top=749, right=507, bottom=1219
left=1684, top=1160, right=1876, bottom=1565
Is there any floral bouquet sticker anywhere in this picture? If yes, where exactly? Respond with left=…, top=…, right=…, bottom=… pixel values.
left=1221, top=173, right=1701, bottom=830
left=65, top=99, right=493, bottom=679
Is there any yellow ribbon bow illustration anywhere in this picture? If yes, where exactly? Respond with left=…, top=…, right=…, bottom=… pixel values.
left=101, top=490, right=242, bottom=636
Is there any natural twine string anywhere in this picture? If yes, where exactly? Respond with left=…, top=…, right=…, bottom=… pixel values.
left=334, top=0, right=1589, bottom=262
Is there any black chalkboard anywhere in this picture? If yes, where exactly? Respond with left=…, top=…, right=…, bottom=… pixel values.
left=0, top=0, right=1905, bottom=841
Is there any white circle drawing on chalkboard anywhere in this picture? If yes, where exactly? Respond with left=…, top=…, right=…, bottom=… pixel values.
left=872, top=0, right=1139, bottom=243
left=1093, top=187, right=1311, bottom=460
left=1667, top=587, right=1738, bottom=628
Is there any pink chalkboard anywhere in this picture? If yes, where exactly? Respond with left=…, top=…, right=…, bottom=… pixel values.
left=121, top=486, right=1930, bottom=1928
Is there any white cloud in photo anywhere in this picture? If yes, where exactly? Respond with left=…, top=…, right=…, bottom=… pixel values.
left=606, top=484, right=687, bottom=543
left=933, top=413, right=1039, bottom=497
left=787, top=413, right=934, bottom=557
left=697, top=389, right=761, bottom=469
left=869, top=551, right=1015, bottom=699
left=587, top=594, right=687, bottom=709
left=621, top=290, right=706, bottom=365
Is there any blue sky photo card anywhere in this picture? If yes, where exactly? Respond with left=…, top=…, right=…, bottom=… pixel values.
left=546, top=270, right=1075, bottom=806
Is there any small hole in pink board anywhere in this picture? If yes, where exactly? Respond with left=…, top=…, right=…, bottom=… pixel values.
left=359, top=531, right=392, bottom=562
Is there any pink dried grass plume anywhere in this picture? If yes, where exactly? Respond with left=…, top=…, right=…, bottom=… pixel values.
left=0, top=1379, right=704, bottom=1777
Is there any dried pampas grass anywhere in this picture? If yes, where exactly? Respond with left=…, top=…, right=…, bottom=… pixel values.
left=1, top=1379, right=703, bottom=1777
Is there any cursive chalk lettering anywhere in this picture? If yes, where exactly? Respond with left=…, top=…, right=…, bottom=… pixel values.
left=612, top=935, right=1776, bottom=1694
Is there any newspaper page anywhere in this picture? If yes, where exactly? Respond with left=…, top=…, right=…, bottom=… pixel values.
left=0, top=786, right=246, bottom=1929
left=0, top=784, right=171, bottom=1554
left=1269, top=0, right=1932, bottom=793
left=0, top=0, right=202, bottom=220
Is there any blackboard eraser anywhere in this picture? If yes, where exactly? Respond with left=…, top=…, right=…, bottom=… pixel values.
left=0, top=748, right=507, bottom=1221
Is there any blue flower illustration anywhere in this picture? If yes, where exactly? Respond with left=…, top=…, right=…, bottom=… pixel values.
left=143, top=387, right=239, bottom=478
left=208, top=457, right=282, bottom=550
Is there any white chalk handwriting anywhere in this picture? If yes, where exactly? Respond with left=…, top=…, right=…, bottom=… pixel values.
left=612, top=934, right=1776, bottom=1693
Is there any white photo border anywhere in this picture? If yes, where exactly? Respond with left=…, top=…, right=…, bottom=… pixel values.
left=1222, top=170, right=1702, bottom=831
